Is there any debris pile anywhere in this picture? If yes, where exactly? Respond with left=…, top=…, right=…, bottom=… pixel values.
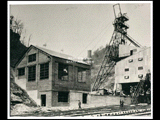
left=11, top=104, right=32, bottom=115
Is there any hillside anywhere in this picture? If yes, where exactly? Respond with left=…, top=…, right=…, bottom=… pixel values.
left=10, top=29, right=37, bottom=115
left=90, top=46, right=115, bottom=90
left=10, top=29, right=28, bottom=67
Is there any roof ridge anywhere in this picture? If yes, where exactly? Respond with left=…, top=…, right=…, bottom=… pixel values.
left=34, top=45, right=73, bottom=57
left=32, top=45, right=89, bottom=65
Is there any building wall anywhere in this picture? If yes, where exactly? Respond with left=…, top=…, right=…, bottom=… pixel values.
left=15, top=46, right=91, bottom=107
left=52, top=91, right=70, bottom=107
left=115, top=47, right=151, bottom=91
left=15, top=47, right=53, bottom=106
left=39, top=91, right=52, bottom=107
left=119, top=45, right=141, bottom=57
left=88, top=95, right=131, bottom=106
left=69, top=90, right=89, bottom=107
left=15, top=47, right=52, bottom=90
left=52, top=57, right=91, bottom=92
left=27, top=90, right=41, bottom=106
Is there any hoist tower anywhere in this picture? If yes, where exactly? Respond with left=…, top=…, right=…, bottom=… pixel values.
left=92, top=4, right=142, bottom=91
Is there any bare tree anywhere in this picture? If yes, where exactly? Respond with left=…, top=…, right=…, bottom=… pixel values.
left=28, top=34, right=32, bottom=47
left=14, top=19, right=24, bottom=35
left=10, top=15, right=33, bottom=47
left=10, top=15, right=24, bottom=35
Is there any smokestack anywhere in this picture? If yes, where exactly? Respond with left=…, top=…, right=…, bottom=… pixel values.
left=87, top=50, right=92, bottom=58
left=87, top=50, right=92, bottom=65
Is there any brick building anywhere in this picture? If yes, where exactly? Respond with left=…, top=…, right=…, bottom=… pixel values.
left=15, top=45, right=91, bottom=107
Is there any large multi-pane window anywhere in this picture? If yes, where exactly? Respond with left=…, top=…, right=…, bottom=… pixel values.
left=40, top=63, right=49, bottom=80
left=78, top=67, right=86, bottom=82
left=58, top=92, right=69, bottom=102
left=28, top=54, right=36, bottom=62
left=28, top=65, right=36, bottom=81
left=58, top=63, right=68, bottom=80
left=18, top=67, right=25, bottom=76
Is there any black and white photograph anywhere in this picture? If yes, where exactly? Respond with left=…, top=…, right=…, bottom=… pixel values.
left=7, top=1, right=153, bottom=119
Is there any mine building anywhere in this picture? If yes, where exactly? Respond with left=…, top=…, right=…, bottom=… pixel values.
left=114, top=45, right=151, bottom=95
left=15, top=45, right=91, bottom=107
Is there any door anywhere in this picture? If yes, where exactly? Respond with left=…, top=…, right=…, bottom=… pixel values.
left=41, top=94, right=46, bottom=106
left=82, top=93, right=87, bottom=104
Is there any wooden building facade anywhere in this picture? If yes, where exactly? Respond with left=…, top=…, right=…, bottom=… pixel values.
left=15, top=45, right=91, bottom=107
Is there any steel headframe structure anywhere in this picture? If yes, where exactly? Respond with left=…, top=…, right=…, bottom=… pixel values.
left=92, top=4, right=142, bottom=91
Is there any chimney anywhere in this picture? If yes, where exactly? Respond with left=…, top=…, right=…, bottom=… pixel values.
left=87, top=50, right=92, bottom=58
left=87, top=50, right=93, bottom=65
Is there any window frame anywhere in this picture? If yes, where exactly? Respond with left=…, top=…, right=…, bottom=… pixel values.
left=28, top=53, right=36, bottom=62
left=40, top=62, right=49, bottom=80
left=18, top=67, right=25, bottom=76
left=124, top=68, right=129, bottom=72
left=128, top=59, right=133, bottom=63
left=58, top=63, right=69, bottom=80
left=77, top=67, right=87, bottom=83
left=124, top=76, right=129, bottom=79
left=138, top=66, right=143, bottom=70
left=58, top=91, right=69, bottom=102
left=28, top=65, right=36, bottom=82
left=138, top=57, right=143, bottom=61
left=138, top=74, right=143, bottom=78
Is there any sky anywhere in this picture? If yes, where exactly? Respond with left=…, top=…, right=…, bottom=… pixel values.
left=9, top=1, right=152, bottom=58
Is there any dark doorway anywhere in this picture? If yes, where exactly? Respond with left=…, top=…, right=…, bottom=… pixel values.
left=41, top=94, right=46, bottom=106
left=122, top=82, right=138, bottom=95
left=82, top=93, right=87, bottom=104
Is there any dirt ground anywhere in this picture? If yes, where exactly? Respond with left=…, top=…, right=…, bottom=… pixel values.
left=10, top=95, right=151, bottom=117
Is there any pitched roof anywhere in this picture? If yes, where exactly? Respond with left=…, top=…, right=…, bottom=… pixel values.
left=33, top=45, right=89, bottom=65
left=35, top=45, right=73, bottom=60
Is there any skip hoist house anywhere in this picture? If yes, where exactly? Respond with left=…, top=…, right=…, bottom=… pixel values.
left=14, top=45, right=91, bottom=107
left=114, top=45, right=151, bottom=95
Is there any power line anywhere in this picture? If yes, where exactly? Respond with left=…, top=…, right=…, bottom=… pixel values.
left=91, top=20, right=112, bottom=52
left=86, top=6, right=136, bottom=56
left=76, top=20, right=112, bottom=58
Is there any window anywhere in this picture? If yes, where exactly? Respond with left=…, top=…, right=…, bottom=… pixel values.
left=138, top=58, right=143, bottom=61
left=28, top=65, right=36, bottom=81
left=124, top=76, right=129, bottom=79
left=138, top=74, right=143, bottom=78
left=138, top=66, right=143, bottom=70
left=58, top=92, right=69, bottom=102
left=128, top=59, right=133, bottom=63
left=18, top=67, right=25, bottom=76
left=28, top=54, right=36, bottom=62
left=124, top=68, right=129, bottom=72
left=133, top=49, right=137, bottom=52
left=40, top=63, right=49, bottom=79
left=78, top=68, right=86, bottom=82
left=58, top=63, right=68, bottom=80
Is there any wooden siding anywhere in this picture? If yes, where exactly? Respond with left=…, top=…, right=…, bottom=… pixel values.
left=15, top=46, right=91, bottom=107
left=52, top=58, right=91, bottom=91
